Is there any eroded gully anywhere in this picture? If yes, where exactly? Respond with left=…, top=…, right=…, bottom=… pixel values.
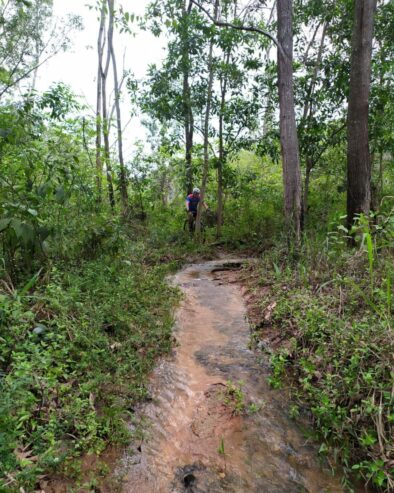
left=119, top=260, right=348, bottom=493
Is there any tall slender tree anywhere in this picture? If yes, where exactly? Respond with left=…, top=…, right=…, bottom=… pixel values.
left=277, top=0, right=302, bottom=240
left=143, top=0, right=207, bottom=195
left=216, top=47, right=230, bottom=238
left=108, top=0, right=129, bottom=211
left=181, top=0, right=194, bottom=194
left=346, top=0, right=377, bottom=230
left=193, top=0, right=302, bottom=241
left=101, top=0, right=115, bottom=209
left=95, top=2, right=106, bottom=201
left=195, top=0, right=219, bottom=236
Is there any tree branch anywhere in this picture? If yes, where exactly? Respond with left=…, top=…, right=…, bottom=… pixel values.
left=193, top=123, right=218, bottom=158
left=190, top=0, right=286, bottom=59
left=311, top=122, right=346, bottom=167
left=109, top=69, right=128, bottom=123
left=302, top=21, right=322, bottom=65
left=0, top=49, right=61, bottom=99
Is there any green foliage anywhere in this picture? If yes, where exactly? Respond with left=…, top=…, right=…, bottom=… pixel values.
left=268, top=351, right=288, bottom=389
left=0, top=89, right=101, bottom=275
left=251, top=217, right=394, bottom=490
left=0, top=85, right=188, bottom=490
left=218, top=151, right=284, bottom=247
left=0, top=238, right=179, bottom=490
left=0, top=1, right=82, bottom=99
left=221, top=380, right=246, bottom=416
left=219, top=380, right=264, bottom=417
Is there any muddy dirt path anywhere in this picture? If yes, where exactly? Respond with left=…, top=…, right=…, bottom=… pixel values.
left=120, top=260, right=346, bottom=492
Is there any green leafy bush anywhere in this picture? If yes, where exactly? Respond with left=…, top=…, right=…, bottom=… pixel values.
left=0, top=239, right=179, bottom=490
left=250, top=217, right=393, bottom=490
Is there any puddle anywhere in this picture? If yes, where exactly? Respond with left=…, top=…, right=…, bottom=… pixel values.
left=119, top=260, right=353, bottom=493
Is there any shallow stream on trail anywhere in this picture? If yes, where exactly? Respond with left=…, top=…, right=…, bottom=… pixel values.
left=119, top=260, right=351, bottom=493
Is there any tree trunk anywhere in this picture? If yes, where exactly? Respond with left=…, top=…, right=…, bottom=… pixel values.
left=182, top=0, right=194, bottom=195
left=160, top=167, right=169, bottom=207
left=346, top=0, right=377, bottom=231
left=217, top=97, right=224, bottom=238
left=195, top=0, right=219, bottom=236
left=216, top=50, right=230, bottom=239
left=277, top=0, right=302, bottom=241
left=101, top=4, right=115, bottom=209
left=95, top=2, right=105, bottom=201
left=108, top=0, right=129, bottom=211
left=102, top=85, right=115, bottom=209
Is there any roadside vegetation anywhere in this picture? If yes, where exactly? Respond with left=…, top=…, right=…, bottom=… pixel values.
left=243, top=213, right=393, bottom=490
left=0, top=228, right=182, bottom=490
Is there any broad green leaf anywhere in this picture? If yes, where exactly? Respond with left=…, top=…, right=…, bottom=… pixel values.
left=55, top=186, right=66, bottom=204
left=11, top=219, right=35, bottom=245
left=0, top=218, right=11, bottom=232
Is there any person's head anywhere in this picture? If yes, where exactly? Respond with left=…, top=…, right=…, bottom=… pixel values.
left=192, top=187, right=200, bottom=196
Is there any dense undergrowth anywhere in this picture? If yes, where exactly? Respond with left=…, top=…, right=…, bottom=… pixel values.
left=246, top=213, right=394, bottom=491
left=0, top=217, right=211, bottom=491
left=1, top=187, right=392, bottom=493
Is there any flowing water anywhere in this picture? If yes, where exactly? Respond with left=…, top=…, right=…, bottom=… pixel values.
left=119, top=260, right=349, bottom=493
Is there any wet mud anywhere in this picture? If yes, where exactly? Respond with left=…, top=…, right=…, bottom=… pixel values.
left=119, top=260, right=349, bottom=493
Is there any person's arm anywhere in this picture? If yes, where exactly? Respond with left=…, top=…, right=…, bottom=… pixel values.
left=185, top=198, right=190, bottom=211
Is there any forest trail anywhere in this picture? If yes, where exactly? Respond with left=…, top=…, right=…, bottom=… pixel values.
left=119, top=260, right=347, bottom=493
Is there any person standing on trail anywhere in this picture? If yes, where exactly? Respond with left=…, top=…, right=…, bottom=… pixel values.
left=185, top=187, right=208, bottom=232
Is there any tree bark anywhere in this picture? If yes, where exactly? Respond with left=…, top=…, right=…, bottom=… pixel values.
left=217, top=88, right=225, bottom=238
left=108, top=0, right=129, bottom=211
left=277, top=0, right=302, bottom=241
left=95, top=2, right=105, bottom=201
left=195, top=0, right=219, bottom=236
left=101, top=2, right=115, bottom=209
left=346, top=0, right=377, bottom=230
left=182, top=0, right=194, bottom=195
left=216, top=49, right=230, bottom=239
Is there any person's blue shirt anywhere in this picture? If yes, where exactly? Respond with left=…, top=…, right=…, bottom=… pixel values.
left=186, top=193, right=200, bottom=213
